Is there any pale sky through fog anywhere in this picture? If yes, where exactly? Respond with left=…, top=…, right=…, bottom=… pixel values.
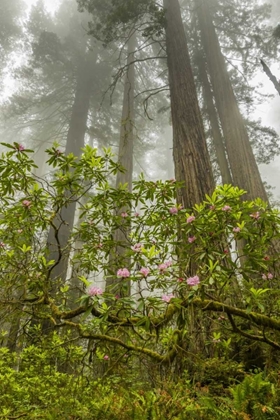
left=24, top=0, right=59, bottom=13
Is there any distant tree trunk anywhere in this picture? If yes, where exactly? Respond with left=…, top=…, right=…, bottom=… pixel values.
left=47, top=53, right=96, bottom=285
left=196, top=0, right=268, bottom=202
left=106, top=32, right=136, bottom=296
left=163, top=0, right=214, bottom=209
left=197, top=52, right=232, bottom=184
left=115, top=33, right=136, bottom=192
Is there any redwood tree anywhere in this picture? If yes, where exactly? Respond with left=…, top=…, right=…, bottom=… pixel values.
left=195, top=0, right=268, bottom=201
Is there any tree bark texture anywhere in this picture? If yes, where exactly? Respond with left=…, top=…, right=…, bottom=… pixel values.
left=197, top=52, right=233, bottom=185
left=163, top=0, right=214, bottom=209
left=196, top=0, right=268, bottom=202
left=106, top=32, right=136, bottom=296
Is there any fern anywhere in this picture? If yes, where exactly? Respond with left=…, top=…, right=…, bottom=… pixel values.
left=231, top=373, right=277, bottom=419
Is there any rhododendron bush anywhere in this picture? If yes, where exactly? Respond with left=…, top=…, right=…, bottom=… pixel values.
left=0, top=143, right=280, bottom=368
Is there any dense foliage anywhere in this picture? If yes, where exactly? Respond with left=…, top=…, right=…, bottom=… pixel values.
left=0, top=144, right=280, bottom=418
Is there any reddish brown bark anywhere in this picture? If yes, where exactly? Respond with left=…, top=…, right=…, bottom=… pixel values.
left=196, top=0, right=268, bottom=201
left=163, top=0, right=214, bottom=209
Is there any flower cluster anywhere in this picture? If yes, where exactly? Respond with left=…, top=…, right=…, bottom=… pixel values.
left=262, top=273, right=273, bottom=280
left=15, top=143, right=25, bottom=151
left=187, top=215, right=195, bottom=223
left=158, top=260, right=172, bottom=272
left=188, top=236, right=196, bottom=243
left=140, top=267, right=150, bottom=277
left=162, top=294, right=175, bottom=303
left=222, top=205, right=231, bottom=212
left=186, top=275, right=200, bottom=286
left=117, top=268, right=130, bottom=278
left=131, top=243, right=142, bottom=252
left=22, top=200, right=31, bottom=208
left=88, top=286, right=103, bottom=296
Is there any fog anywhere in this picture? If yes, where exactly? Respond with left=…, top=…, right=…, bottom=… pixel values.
left=1, top=0, right=280, bottom=200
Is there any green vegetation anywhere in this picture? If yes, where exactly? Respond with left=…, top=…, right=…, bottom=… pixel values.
left=0, top=145, right=279, bottom=418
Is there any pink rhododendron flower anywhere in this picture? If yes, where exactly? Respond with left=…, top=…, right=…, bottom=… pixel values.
left=22, top=200, right=31, bottom=207
left=165, top=260, right=172, bottom=267
left=262, top=273, right=273, bottom=280
left=117, top=268, right=130, bottom=278
left=209, top=205, right=215, bottom=211
left=88, top=286, right=103, bottom=296
left=222, top=205, right=231, bottom=211
left=187, top=215, right=195, bottom=223
left=134, top=212, right=140, bottom=217
left=140, top=267, right=150, bottom=277
left=162, top=294, right=175, bottom=303
left=0, top=242, right=5, bottom=248
left=188, top=236, right=196, bottom=243
left=121, top=212, right=128, bottom=218
left=16, top=144, right=25, bottom=151
left=186, top=275, right=200, bottom=286
left=131, top=243, right=142, bottom=252
left=169, top=207, right=178, bottom=214
left=158, top=263, right=168, bottom=272
left=250, top=211, right=260, bottom=220
left=104, top=355, right=109, bottom=360
left=233, top=227, right=241, bottom=233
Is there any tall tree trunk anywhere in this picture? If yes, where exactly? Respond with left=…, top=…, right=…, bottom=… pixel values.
left=106, top=32, right=136, bottom=296
left=163, top=0, right=214, bottom=209
left=196, top=0, right=268, bottom=202
left=197, top=52, right=232, bottom=184
left=115, top=32, right=136, bottom=192
left=47, top=53, right=96, bottom=285
left=163, top=0, right=214, bottom=360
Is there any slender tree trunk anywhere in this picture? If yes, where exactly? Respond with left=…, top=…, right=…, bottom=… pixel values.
left=196, top=0, right=268, bottom=202
left=47, top=53, right=96, bottom=285
left=115, top=32, right=136, bottom=192
left=163, top=0, right=214, bottom=209
left=106, top=32, right=136, bottom=296
left=197, top=53, right=232, bottom=184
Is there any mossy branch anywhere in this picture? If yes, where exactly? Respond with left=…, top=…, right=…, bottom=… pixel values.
left=62, top=320, right=179, bottom=364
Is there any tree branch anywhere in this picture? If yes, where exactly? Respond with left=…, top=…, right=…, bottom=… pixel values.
left=260, top=59, right=280, bottom=96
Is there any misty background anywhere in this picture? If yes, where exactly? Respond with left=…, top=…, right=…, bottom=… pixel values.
left=1, top=0, right=280, bottom=198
